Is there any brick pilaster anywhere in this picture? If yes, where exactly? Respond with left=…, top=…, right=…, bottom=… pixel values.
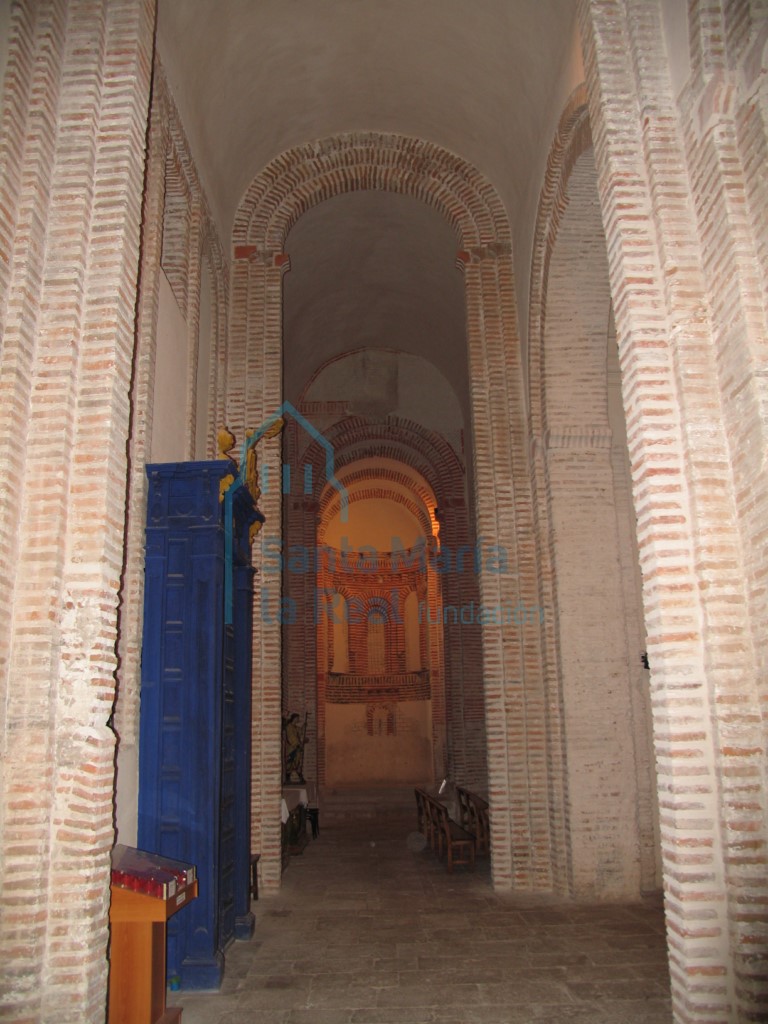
left=460, top=244, right=552, bottom=891
left=580, top=0, right=768, bottom=1017
left=0, top=2, right=155, bottom=1019
left=229, top=248, right=287, bottom=896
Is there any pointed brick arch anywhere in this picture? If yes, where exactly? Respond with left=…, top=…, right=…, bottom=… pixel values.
left=528, top=84, right=591, bottom=430
left=232, top=130, right=550, bottom=895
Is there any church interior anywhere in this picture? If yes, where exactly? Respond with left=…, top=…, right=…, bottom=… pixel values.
left=0, top=1, right=767, bottom=1022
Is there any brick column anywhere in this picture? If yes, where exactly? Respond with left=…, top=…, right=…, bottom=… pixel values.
left=460, top=245, right=553, bottom=892
left=228, top=248, right=287, bottom=895
left=114, top=68, right=169, bottom=765
left=0, top=1, right=155, bottom=1020
left=437, top=499, right=487, bottom=788
left=281, top=485, right=320, bottom=783
left=581, top=0, right=768, bottom=1017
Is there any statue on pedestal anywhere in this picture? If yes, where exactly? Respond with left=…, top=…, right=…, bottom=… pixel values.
left=282, top=712, right=308, bottom=784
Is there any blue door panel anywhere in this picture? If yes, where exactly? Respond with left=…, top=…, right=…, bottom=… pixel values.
left=138, top=461, right=260, bottom=989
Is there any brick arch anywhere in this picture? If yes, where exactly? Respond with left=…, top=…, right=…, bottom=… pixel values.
left=283, top=412, right=486, bottom=790
left=161, top=137, right=193, bottom=317
left=528, top=83, right=591, bottom=428
left=198, top=228, right=229, bottom=457
left=233, top=132, right=512, bottom=252
left=523, top=87, right=592, bottom=895
left=362, top=594, right=393, bottom=616
left=288, top=413, right=450, bottom=550
left=526, top=86, right=657, bottom=899
left=303, top=414, right=465, bottom=504
left=318, top=485, right=433, bottom=542
left=321, top=462, right=438, bottom=502
left=235, top=128, right=548, bottom=895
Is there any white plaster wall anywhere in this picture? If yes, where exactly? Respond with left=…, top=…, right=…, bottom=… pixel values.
left=305, top=350, right=463, bottom=456
left=114, top=744, right=139, bottom=846
left=194, top=258, right=213, bottom=458
left=325, top=701, right=433, bottom=786
left=0, top=0, right=11, bottom=93
left=151, top=270, right=190, bottom=463
left=660, top=0, right=691, bottom=99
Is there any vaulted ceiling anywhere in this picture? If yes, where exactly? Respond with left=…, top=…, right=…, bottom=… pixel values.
left=156, top=0, right=584, bottom=410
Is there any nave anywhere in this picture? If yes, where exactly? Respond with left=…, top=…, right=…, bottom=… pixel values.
left=176, top=791, right=671, bottom=1024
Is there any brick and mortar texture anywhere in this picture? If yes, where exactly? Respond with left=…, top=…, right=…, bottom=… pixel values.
left=579, top=0, right=768, bottom=1019
left=0, top=2, right=155, bottom=1020
left=115, top=59, right=229, bottom=792
left=0, top=1, right=766, bottom=1021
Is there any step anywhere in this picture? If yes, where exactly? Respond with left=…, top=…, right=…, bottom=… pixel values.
left=318, top=786, right=422, bottom=822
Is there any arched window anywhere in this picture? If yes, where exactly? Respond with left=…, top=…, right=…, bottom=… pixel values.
left=331, top=592, right=349, bottom=673
left=367, top=606, right=387, bottom=675
left=404, top=590, right=421, bottom=671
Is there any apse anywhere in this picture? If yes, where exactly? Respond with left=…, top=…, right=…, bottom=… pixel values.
left=279, top=187, right=481, bottom=790
left=318, top=465, right=440, bottom=787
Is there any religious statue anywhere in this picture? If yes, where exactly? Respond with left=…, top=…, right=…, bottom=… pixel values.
left=282, top=712, right=308, bottom=784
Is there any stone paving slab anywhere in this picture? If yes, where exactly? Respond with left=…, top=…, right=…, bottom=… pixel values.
left=174, top=812, right=672, bottom=1024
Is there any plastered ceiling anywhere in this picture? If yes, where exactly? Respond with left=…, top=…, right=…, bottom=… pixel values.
left=156, top=0, right=583, bottom=408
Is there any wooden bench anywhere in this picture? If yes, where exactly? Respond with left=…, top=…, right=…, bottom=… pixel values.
left=455, top=784, right=490, bottom=855
left=415, top=787, right=475, bottom=872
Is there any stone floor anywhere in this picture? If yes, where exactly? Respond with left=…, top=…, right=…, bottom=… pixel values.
left=173, top=809, right=672, bottom=1024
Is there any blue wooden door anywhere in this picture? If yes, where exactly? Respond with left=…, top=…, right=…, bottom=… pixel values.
left=218, top=621, right=236, bottom=950
left=137, top=461, right=258, bottom=989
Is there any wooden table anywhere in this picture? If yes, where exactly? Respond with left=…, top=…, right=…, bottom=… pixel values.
left=109, top=880, right=198, bottom=1024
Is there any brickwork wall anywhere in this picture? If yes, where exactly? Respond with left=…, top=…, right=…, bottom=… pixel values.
left=679, top=5, right=768, bottom=1017
left=114, top=60, right=229, bottom=788
left=542, top=146, right=657, bottom=899
left=0, top=1, right=155, bottom=1019
left=528, top=86, right=659, bottom=901
left=580, top=0, right=768, bottom=1017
